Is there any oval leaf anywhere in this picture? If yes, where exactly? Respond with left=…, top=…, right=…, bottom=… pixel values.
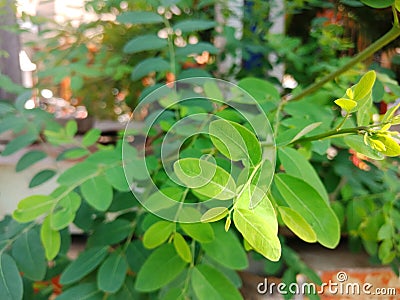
left=278, top=206, right=317, bottom=243
left=274, top=174, right=340, bottom=248
left=173, top=19, right=216, bottom=33
left=40, top=217, right=61, bottom=260
left=191, top=264, right=242, bottom=300
left=15, top=150, right=47, bottom=172
left=97, top=252, right=128, bottom=293
left=143, top=221, right=175, bottom=249
left=180, top=222, right=214, bottom=243
left=56, top=283, right=103, bottom=300
left=134, top=244, right=187, bottom=292
left=131, top=58, right=170, bottom=81
left=0, top=254, right=23, bottom=300
left=60, top=246, right=109, bottom=285
left=81, top=175, right=113, bottom=211
left=173, top=232, right=192, bottom=263
left=117, top=11, right=163, bottom=24
left=174, top=158, right=236, bottom=200
left=123, top=35, right=167, bottom=54
left=200, top=207, right=229, bottom=222
left=13, top=195, right=54, bottom=223
left=29, top=169, right=56, bottom=188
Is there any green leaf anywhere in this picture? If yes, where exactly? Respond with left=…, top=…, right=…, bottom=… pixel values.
left=278, top=147, right=329, bottom=202
left=2, top=130, right=37, bottom=156
left=396, top=0, right=400, bottom=11
left=334, top=98, right=357, bottom=112
left=81, top=175, right=113, bottom=211
left=13, top=195, right=54, bottom=223
left=382, top=103, right=400, bottom=123
left=180, top=222, right=214, bottom=243
left=123, top=35, right=167, bottom=54
left=11, top=230, right=46, bottom=281
left=57, top=162, right=98, bottom=186
left=344, top=135, right=384, bottom=160
left=237, top=77, right=280, bottom=104
left=175, top=42, right=218, bottom=56
left=105, top=165, right=130, bottom=192
left=60, top=246, right=109, bottom=285
left=274, top=174, right=340, bottom=248
left=173, top=19, right=216, bottom=33
left=174, top=158, right=236, bottom=200
left=15, top=150, right=47, bottom=172
left=360, top=0, right=394, bottom=8
left=375, top=134, right=400, bottom=156
left=235, top=184, right=277, bottom=232
left=29, top=169, right=56, bottom=188
left=50, top=190, right=81, bottom=230
left=40, top=216, right=61, bottom=260
left=134, top=244, right=187, bottom=292
left=233, top=206, right=281, bottom=261
left=200, top=207, right=229, bottom=222
left=60, top=148, right=90, bottom=160
left=82, top=128, right=101, bottom=147
left=202, top=223, right=248, bottom=270
left=288, top=122, right=322, bottom=144
left=56, top=283, right=103, bottom=300
left=117, top=11, right=163, bottom=24
left=353, top=70, right=376, bottom=101
left=0, top=254, right=23, bottom=300
left=97, top=252, right=128, bottom=293
left=70, top=76, right=84, bottom=91
left=173, top=232, right=192, bottom=263
left=88, top=219, right=132, bottom=247
left=209, top=119, right=262, bottom=166
left=278, top=206, right=317, bottom=243
left=65, top=120, right=77, bottom=138
left=191, top=264, right=242, bottom=300
left=143, top=221, right=175, bottom=249
left=131, top=58, right=170, bottom=81
left=126, top=240, right=150, bottom=273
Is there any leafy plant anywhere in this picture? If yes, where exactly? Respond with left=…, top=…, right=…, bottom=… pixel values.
left=1, top=1, right=400, bottom=299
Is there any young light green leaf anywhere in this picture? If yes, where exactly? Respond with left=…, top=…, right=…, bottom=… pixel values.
left=209, top=119, right=261, bottom=166
left=97, top=252, right=128, bottom=293
left=180, top=222, right=214, bottom=243
left=11, top=230, right=46, bottom=281
left=60, top=246, right=109, bottom=285
left=131, top=58, right=170, bottom=81
left=375, top=134, right=400, bottom=156
left=15, top=150, right=47, bottom=172
left=60, top=148, right=90, bottom=160
left=191, top=264, right=243, bottom=300
left=382, top=103, right=400, bottom=123
left=274, top=174, right=340, bottom=248
left=143, top=221, right=175, bottom=249
left=200, top=207, right=229, bottom=223
left=123, top=35, right=167, bottom=54
left=0, top=254, right=23, bottom=300
left=233, top=208, right=281, bottom=261
left=81, top=175, right=113, bottom=211
left=40, top=216, right=61, bottom=260
left=360, top=0, right=394, bottom=8
left=201, top=223, right=248, bottom=270
left=344, top=135, right=384, bottom=160
left=65, top=120, right=78, bottom=137
left=56, top=283, right=103, bottom=300
left=13, top=195, right=54, bottom=223
left=134, top=244, right=187, bottom=292
left=278, top=147, right=329, bottom=202
left=29, top=169, right=56, bottom=188
left=278, top=206, right=317, bottom=243
left=174, top=158, right=236, bottom=200
left=50, top=191, right=81, bottom=230
left=334, top=98, right=357, bottom=112
left=117, top=11, right=163, bottom=24
left=353, top=70, right=376, bottom=101
left=173, top=232, right=192, bottom=263
left=235, top=184, right=278, bottom=233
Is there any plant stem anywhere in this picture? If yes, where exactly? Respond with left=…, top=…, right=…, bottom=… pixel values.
left=289, top=126, right=366, bottom=144
left=289, top=24, right=400, bottom=102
